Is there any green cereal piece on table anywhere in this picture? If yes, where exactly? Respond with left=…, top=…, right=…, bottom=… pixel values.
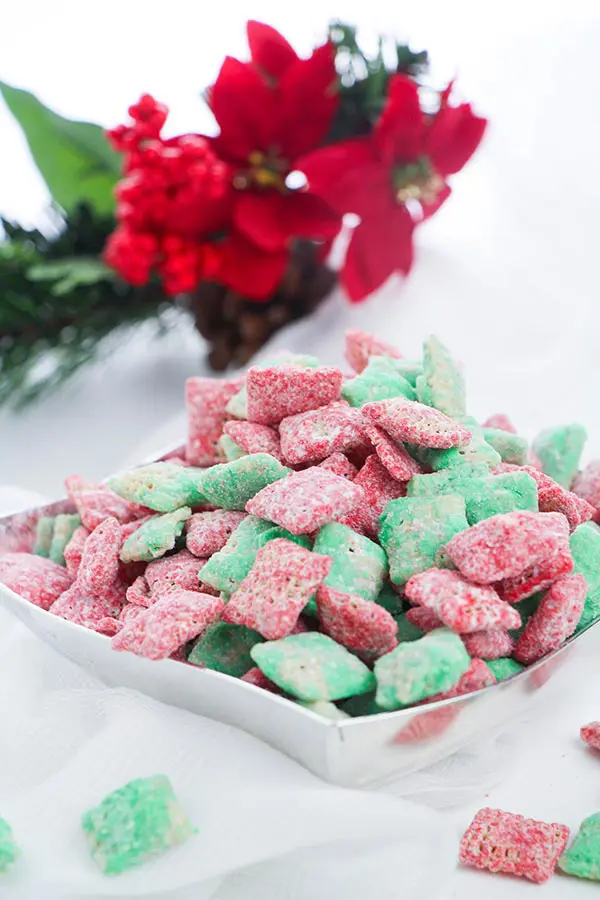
left=109, top=463, right=208, bottom=513
left=298, top=700, right=350, bottom=720
left=394, top=612, right=424, bottom=642
left=424, top=425, right=501, bottom=471
left=199, top=453, right=290, bottom=511
left=374, top=628, right=470, bottom=709
left=415, top=374, right=433, bottom=406
left=313, top=522, right=388, bottom=601
left=422, top=334, right=466, bottom=418
left=49, top=513, right=81, bottom=566
left=379, top=494, right=468, bottom=585
left=188, top=622, right=264, bottom=676
left=120, top=507, right=191, bottom=563
left=486, top=658, right=524, bottom=681
left=481, top=428, right=528, bottom=465
left=81, top=775, right=195, bottom=875
left=217, top=434, right=246, bottom=461
left=342, top=360, right=416, bottom=407
left=33, top=516, right=55, bottom=558
left=0, top=818, right=19, bottom=873
left=226, top=352, right=319, bottom=419
left=559, top=812, right=600, bottom=881
left=251, top=632, right=375, bottom=702
left=375, top=583, right=404, bottom=616
left=532, top=423, right=586, bottom=488
left=571, top=522, right=600, bottom=632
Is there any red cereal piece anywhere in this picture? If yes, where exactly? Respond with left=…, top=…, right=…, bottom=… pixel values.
left=120, top=603, right=148, bottom=625
left=459, top=807, right=570, bottom=883
left=316, top=585, right=398, bottom=660
left=337, top=454, right=406, bottom=538
left=444, top=511, right=570, bottom=584
left=0, top=552, right=73, bottom=610
left=222, top=539, right=332, bottom=639
left=240, top=666, right=282, bottom=693
left=126, top=576, right=151, bottom=607
left=145, top=550, right=212, bottom=594
left=405, top=569, right=521, bottom=633
left=572, top=460, right=600, bottom=520
left=246, top=468, right=364, bottom=535
left=361, top=422, right=421, bottom=481
left=426, top=658, right=496, bottom=702
left=513, top=573, right=586, bottom=664
left=462, top=629, right=515, bottom=659
left=120, top=515, right=155, bottom=540
left=222, top=420, right=283, bottom=462
left=63, top=525, right=90, bottom=576
left=405, top=606, right=444, bottom=632
left=521, top=465, right=594, bottom=530
left=65, top=475, right=149, bottom=530
left=580, top=721, right=600, bottom=751
left=112, top=588, right=224, bottom=660
left=482, top=414, right=517, bottom=434
left=78, top=517, right=122, bottom=598
left=51, top=581, right=126, bottom=630
left=185, top=511, right=247, bottom=557
left=362, top=398, right=471, bottom=449
left=185, top=376, right=243, bottom=466
left=278, top=402, right=365, bottom=465
left=246, top=365, right=343, bottom=425
left=345, top=329, right=402, bottom=374
left=318, top=453, right=358, bottom=480
left=96, top=616, right=121, bottom=636
left=499, top=545, right=573, bottom=604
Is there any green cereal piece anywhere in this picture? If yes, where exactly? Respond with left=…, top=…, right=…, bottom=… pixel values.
left=422, top=334, right=466, bottom=418
left=226, top=352, right=319, bottom=419
left=374, top=628, right=470, bottom=708
left=532, top=423, right=586, bottom=488
left=188, top=622, right=264, bottom=676
left=298, top=700, right=350, bottom=720
left=217, top=434, right=246, bottom=461
left=120, top=507, right=191, bottom=563
left=494, top=471, right=539, bottom=510
left=0, top=818, right=19, bottom=873
left=199, top=453, right=290, bottom=511
left=369, top=356, right=423, bottom=387
left=49, top=513, right=81, bottom=566
left=313, top=522, right=388, bottom=601
left=463, top=479, right=522, bottom=525
left=481, top=428, right=528, bottom=465
left=407, top=463, right=490, bottom=497
left=379, top=494, right=468, bottom=585
left=81, top=775, right=195, bottom=875
left=415, top=373, right=433, bottom=406
left=571, top=523, right=600, bottom=632
left=375, top=583, right=404, bottom=616
left=394, top=612, right=424, bottom=642
left=486, top=658, right=524, bottom=681
left=339, top=691, right=389, bottom=717
left=342, top=359, right=416, bottom=407
left=424, top=425, right=501, bottom=471
left=559, top=812, right=600, bottom=881
left=251, top=632, right=375, bottom=701
left=408, top=466, right=533, bottom=525
left=109, top=463, right=208, bottom=513
left=33, top=515, right=55, bottom=558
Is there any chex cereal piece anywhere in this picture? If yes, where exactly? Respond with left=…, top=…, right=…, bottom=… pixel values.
left=109, top=463, right=208, bottom=513
left=341, top=357, right=416, bottom=407
left=345, top=329, right=402, bottom=374
left=199, top=453, right=290, bottom=511
left=222, top=539, right=332, bottom=639
left=246, top=365, right=343, bottom=425
left=499, top=545, right=573, bottom=604
left=362, top=398, right=471, bottom=449
left=559, top=812, right=600, bottom=881
left=513, top=573, right=586, bottom=663
left=405, top=607, right=444, bottom=632
left=367, top=356, right=422, bottom=386
left=0, top=818, right=19, bottom=874
left=185, top=510, right=247, bottom=557
left=279, top=402, right=365, bottom=465
left=240, top=666, right=281, bottom=693
left=49, top=513, right=81, bottom=566
left=580, top=722, right=600, bottom=751
left=462, top=629, right=515, bottom=659
left=521, top=465, right=594, bottom=530
left=407, top=463, right=490, bottom=498
left=374, top=628, right=471, bottom=708
left=185, top=375, right=242, bottom=466
left=338, top=454, right=405, bottom=538
left=126, top=576, right=151, bottom=607
left=120, top=508, right=191, bottom=563
left=532, top=423, right=586, bottom=488
left=188, top=621, right=264, bottom=676
left=361, top=423, right=421, bottom=481
left=298, top=700, right=350, bottom=720
left=51, top=581, right=125, bottom=630
left=571, top=522, right=600, bottom=632
left=422, top=334, right=466, bottom=418
left=33, top=516, right=54, bottom=558
left=318, top=453, right=358, bottom=480
left=119, top=515, right=155, bottom=540
left=313, top=522, right=387, bottom=601
left=493, top=470, right=539, bottom=511
left=226, top=351, right=319, bottom=420
left=444, top=510, right=570, bottom=584
left=420, top=420, right=502, bottom=471
left=65, top=475, right=149, bottom=530
left=222, top=420, right=283, bottom=461
left=82, top=775, right=195, bottom=875
left=317, top=586, right=398, bottom=660
left=459, top=807, right=570, bottom=883
left=112, top=588, right=224, bottom=659
left=405, top=569, right=521, bottom=633
left=145, top=549, right=211, bottom=594
left=247, top=468, right=364, bottom=535
left=0, top=552, right=73, bottom=610
left=78, top=517, right=122, bottom=597
left=63, top=524, right=90, bottom=576
left=218, top=433, right=245, bottom=461
left=426, top=657, right=496, bottom=702
left=486, top=658, right=524, bottom=681
left=251, top=632, right=375, bottom=701
left=573, top=460, right=600, bottom=519
left=481, top=428, right=528, bottom=465
left=482, top=414, right=517, bottom=433
left=379, top=495, right=468, bottom=585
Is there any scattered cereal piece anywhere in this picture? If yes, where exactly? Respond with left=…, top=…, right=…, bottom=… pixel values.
left=573, top=461, right=600, bottom=519
left=33, top=515, right=54, bottom=558
left=313, top=522, right=388, bottom=601
left=338, top=454, right=405, bottom=539
left=581, top=722, right=600, bottom=752
left=246, top=365, right=343, bottom=425
left=0, top=818, right=19, bottom=874
left=223, top=420, right=283, bottom=461
left=109, top=463, right=208, bottom=513
left=462, top=629, right=515, bottom=659
left=78, top=517, right=122, bottom=597
left=532, top=423, right=586, bottom=488
left=279, top=402, right=365, bottom=465
left=486, top=657, right=524, bottom=681
left=362, top=398, right=471, bottom=449
left=185, top=510, right=247, bottom=558
left=318, top=453, right=358, bottom=480
left=361, top=423, right=421, bottom=481
left=571, top=522, right=600, bottom=632
left=344, top=329, right=402, bottom=373
left=405, top=569, right=521, bottom=633
left=185, top=375, right=243, bottom=466
left=120, top=508, right=191, bottom=563
left=482, top=414, right=517, bottom=433
left=240, top=666, right=281, bottom=692
left=559, top=812, right=600, bottom=881
left=459, top=807, right=570, bottom=883
left=63, top=524, right=90, bottom=576
left=481, top=428, right=528, bottom=465
left=199, top=453, right=290, bottom=511
left=65, top=475, right=149, bottom=530
left=188, top=621, right=264, bottom=676
left=341, top=357, right=416, bottom=407
left=0, top=552, right=73, bottom=610
left=513, top=573, right=586, bottom=663
left=422, top=334, right=466, bottom=418
left=317, top=586, right=398, bottom=660
left=81, top=775, right=195, bottom=875
left=49, top=513, right=81, bottom=566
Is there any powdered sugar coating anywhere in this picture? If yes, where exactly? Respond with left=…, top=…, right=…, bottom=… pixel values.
left=108, top=463, right=208, bottom=513
left=573, top=460, right=600, bottom=519
left=199, top=454, right=290, bottom=511
left=185, top=511, right=247, bottom=557
left=0, top=552, right=73, bottom=610
left=185, top=376, right=243, bottom=466
left=222, top=421, right=283, bottom=461
left=145, top=549, right=215, bottom=595
left=63, top=525, right=90, bottom=576
left=344, top=329, right=402, bottom=374
left=119, top=508, right=191, bottom=563
left=317, top=453, right=358, bottom=480
left=337, top=454, right=405, bottom=538
left=362, top=398, right=471, bottom=449
left=521, top=465, right=594, bottom=530
left=361, top=422, right=421, bottom=481
left=580, top=722, right=600, bottom=751
left=514, top=573, right=586, bottom=663
left=317, top=585, right=398, bottom=660
left=78, top=517, right=122, bottom=598
left=499, top=545, right=573, bottom=604
left=126, top=576, right=151, bottom=607
left=246, top=365, right=343, bottom=425
left=279, top=402, right=365, bottom=465
left=462, top=629, right=515, bottom=659
left=405, top=569, right=521, bottom=633
left=65, top=475, right=150, bottom=530
left=405, top=607, right=444, bottom=633
left=51, top=580, right=126, bottom=630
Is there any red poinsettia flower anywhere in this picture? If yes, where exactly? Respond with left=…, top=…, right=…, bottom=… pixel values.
left=298, top=75, right=487, bottom=302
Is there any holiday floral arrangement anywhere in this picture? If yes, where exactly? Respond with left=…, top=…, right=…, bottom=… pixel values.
left=0, top=21, right=485, bottom=407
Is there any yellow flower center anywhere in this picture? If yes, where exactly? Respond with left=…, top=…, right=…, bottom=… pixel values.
left=233, top=150, right=289, bottom=193
left=393, top=157, right=444, bottom=205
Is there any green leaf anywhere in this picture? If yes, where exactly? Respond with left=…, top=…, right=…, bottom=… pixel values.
left=0, top=81, right=121, bottom=216
left=27, top=257, right=114, bottom=295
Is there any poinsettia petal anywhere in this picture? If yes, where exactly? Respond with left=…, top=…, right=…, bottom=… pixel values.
left=247, top=20, right=298, bottom=79
left=210, top=56, right=278, bottom=163
left=217, top=231, right=288, bottom=300
left=341, top=206, right=414, bottom=303
left=278, top=42, right=339, bottom=159
left=234, top=192, right=289, bottom=252
left=419, top=182, right=451, bottom=220
left=426, top=103, right=487, bottom=176
left=374, top=74, right=424, bottom=166
left=281, top=192, right=341, bottom=240
left=298, top=139, right=389, bottom=218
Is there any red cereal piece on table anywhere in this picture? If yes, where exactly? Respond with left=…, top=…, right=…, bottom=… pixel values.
left=362, top=398, right=471, bottom=449
left=222, top=420, right=283, bottom=461
left=462, top=629, right=515, bottom=659
left=405, top=569, right=521, bottom=633
left=361, top=423, right=421, bottom=481
left=318, top=453, right=358, bottom=480
left=185, top=375, right=243, bottom=466
left=63, top=525, right=90, bottom=576
left=572, top=460, right=600, bottom=520
left=126, top=575, right=151, bottom=607
left=145, top=550, right=214, bottom=594
left=482, top=414, right=517, bottom=434
left=459, top=807, right=570, bottom=883
left=580, top=722, right=600, bottom=751
left=513, top=573, right=586, bottom=664
left=444, top=511, right=570, bottom=584
left=112, top=589, right=224, bottom=660
left=51, top=581, right=126, bottom=631
left=240, top=666, right=282, bottom=693
left=405, top=606, right=444, bottom=633
left=338, top=455, right=406, bottom=538
left=246, top=469, right=364, bottom=535
left=522, top=465, right=594, bottom=530
left=185, top=511, right=247, bottom=557
left=278, top=402, right=365, bottom=465
left=0, top=552, right=73, bottom=610
left=222, top=539, right=332, bottom=639
left=65, top=475, right=149, bottom=531
left=316, top=585, right=398, bottom=661
left=246, top=365, right=343, bottom=426
left=78, top=517, right=122, bottom=598
left=499, top=545, right=573, bottom=604
left=345, top=329, right=402, bottom=374
left=426, top=658, right=496, bottom=702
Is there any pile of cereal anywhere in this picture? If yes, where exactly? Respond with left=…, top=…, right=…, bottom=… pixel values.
left=2, top=330, right=600, bottom=719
